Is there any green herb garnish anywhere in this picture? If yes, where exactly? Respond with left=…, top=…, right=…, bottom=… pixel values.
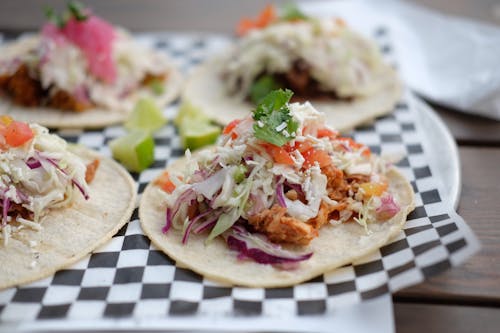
left=43, top=1, right=88, bottom=28
left=68, top=1, right=88, bottom=21
left=249, top=75, right=280, bottom=105
left=149, top=79, right=165, bottom=95
left=280, top=3, right=309, bottom=21
left=44, top=6, right=64, bottom=28
left=252, top=89, right=298, bottom=146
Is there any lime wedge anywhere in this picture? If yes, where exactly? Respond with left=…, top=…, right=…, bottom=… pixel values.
left=174, top=101, right=210, bottom=127
left=124, top=98, right=167, bottom=134
left=180, top=120, right=221, bottom=151
left=109, top=130, right=155, bottom=172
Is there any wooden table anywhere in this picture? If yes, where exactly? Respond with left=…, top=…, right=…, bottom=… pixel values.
left=1, top=1, right=499, bottom=332
left=394, top=104, right=500, bottom=333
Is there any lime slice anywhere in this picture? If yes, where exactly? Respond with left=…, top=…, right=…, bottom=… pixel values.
left=180, top=120, right=221, bottom=151
left=109, top=130, right=155, bottom=172
left=174, top=101, right=210, bottom=127
left=124, top=98, right=167, bottom=134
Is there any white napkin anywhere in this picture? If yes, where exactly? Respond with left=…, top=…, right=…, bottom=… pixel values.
left=302, top=0, right=500, bottom=120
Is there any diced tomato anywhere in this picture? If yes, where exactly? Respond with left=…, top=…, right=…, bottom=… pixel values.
left=236, top=4, right=277, bottom=36
left=222, top=119, right=241, bottom=140
left=317, top=127, right=338, bottom=140
left=294, top=140, right=314, bottom=153
left=303, top=148, right=332, bottom=169
left=236, top=18, right=255, bottom=36
left=256, top=4, right=276, bottom=27
left=262, top=143, right=295, bottom=165
left=155, top=171, right=176, bottom=194
left=0, top=121, right=34, bottom=147
left=360, top=182, right=388, bottom=197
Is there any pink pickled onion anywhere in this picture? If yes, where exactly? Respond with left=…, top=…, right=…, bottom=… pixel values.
left=376, top=194, right=400, bottom=221
left=41, top=15, right=117, bottom=83
left=61, top=16, right=116, bottom=83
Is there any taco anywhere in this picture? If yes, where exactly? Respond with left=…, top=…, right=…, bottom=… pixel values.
left=0, top=3, right=182, bottom=128
left=182, top=4, right=401, bottom=133
left=0, top=117, right=136, bottom=289
left=140, top=90, right=414, bottom=287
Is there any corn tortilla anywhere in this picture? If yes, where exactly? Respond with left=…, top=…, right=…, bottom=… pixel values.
left=139, top=154, right=415, bottom=288
left=182, top=58, right=402, bottom=133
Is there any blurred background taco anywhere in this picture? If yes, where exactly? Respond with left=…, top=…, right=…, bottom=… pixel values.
left=182, top=4, right=401, bottom=133
left=0, top=2, right=182, bottom=128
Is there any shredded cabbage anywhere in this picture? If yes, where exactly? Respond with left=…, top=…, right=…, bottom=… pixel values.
left=0, top=124, right=90, bottom=245
left=160, top=99, right=400, bottom=265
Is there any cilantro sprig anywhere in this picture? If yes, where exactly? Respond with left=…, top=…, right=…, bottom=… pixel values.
left=249, top=75, right=280, bottom=105
left=44, top=1, right=88, bottom=28
left=280, top=3, right=309, bottom=22
left=252, top=89, right=299, bottom=147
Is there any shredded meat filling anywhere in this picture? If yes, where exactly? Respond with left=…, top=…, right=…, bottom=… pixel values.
left=248, top=205, right=318, bottom=246
left=1, top=64, right=43, bottom=107
left=85, top=159, right=100, bottom=183
left=247, top=165, right=371, bottom=246
left=141, top=72, right=168, bottom=86
left=0, top=60, right=167, bottom=111
left=252, top=59, right=353, bottom=102
left=48, top=89, right=93, bottom=112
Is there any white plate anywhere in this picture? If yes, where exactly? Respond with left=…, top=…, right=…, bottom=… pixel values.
left=409, top=93, right=461, bottom=208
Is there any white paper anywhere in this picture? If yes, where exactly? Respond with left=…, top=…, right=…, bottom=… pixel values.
left=3, top=295, right=394, bottom=333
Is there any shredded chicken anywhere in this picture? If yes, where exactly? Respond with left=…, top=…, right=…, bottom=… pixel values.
left=141, top=72, right=168, bottom=86
left=248, top=205, right=318, bottom=246
left=323, top=164, right=349, bottom=201
left=251, top=60, right=350, bottom=102
left=307, top=200, right=348, bottom=229
left=85, top=159, right=100, bottom=183
left=48, top=89, right=93, bottom=112
left=1, top=64, right=43, bottom=107
left=246, top=165, right=371, bottom=246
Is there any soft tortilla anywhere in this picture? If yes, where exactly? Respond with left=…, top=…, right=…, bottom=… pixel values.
left=139, top=155, right=415, bottom=288
left=0, top=37, right=183, bottom=129
left=0, top=145, right=137, bottom=289
left=182, top=58, right=402, bottom=133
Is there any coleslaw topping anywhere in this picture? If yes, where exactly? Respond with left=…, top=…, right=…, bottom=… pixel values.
left=156, top=90, right=401, bottom=266
left=0, top=117, right=91, bottom=246
left=222, top=5, right=386, bottom=103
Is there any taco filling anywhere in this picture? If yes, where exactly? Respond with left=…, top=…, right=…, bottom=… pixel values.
left=0, top=115, right=98, bottom=246
left=151, top=90, right=406, bottom=268
left=0, top=2, right=174, bottom=113
left=221, top=5, right=389, bottom=104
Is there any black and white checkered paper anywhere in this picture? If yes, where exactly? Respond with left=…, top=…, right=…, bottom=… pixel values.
left=0, top=29, right=479, bottom=330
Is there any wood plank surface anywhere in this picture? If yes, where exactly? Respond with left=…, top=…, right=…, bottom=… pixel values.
left=433, top=105, right=500, bottom=145
left=394, top=303, right=500, bottom=333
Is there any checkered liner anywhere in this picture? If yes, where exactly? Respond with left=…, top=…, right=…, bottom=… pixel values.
left=0, top=29, right=479, bottom=326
